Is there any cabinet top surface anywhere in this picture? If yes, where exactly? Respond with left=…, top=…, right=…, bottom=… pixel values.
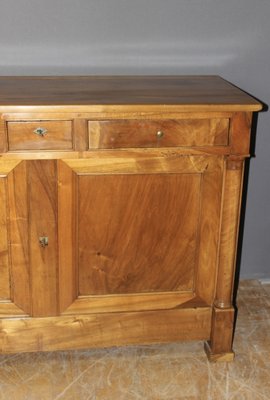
left=0, top=75, right=262, bottom=111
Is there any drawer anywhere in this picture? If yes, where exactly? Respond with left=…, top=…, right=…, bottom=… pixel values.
left=88, top=119, right=229, bottom=149
left=7, top=121, right=73, bottom=151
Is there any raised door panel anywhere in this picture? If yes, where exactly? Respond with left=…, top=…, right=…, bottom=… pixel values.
left=59, top=153, right=224, bottom=315
left=78, top=173, right=200, bottom=295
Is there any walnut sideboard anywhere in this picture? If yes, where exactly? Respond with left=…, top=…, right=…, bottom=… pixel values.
left=0, top=76, right=262, bottom=361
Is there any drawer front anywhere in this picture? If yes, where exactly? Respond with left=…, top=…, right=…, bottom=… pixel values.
left=88, top=119, right=229, bottom=149
left=7, top=121, right=73, bottom=151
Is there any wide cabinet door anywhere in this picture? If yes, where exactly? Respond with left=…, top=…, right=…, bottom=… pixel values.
left=58, top=154, right=224, bottom=315
left=0, top=154, right=224, bottom=319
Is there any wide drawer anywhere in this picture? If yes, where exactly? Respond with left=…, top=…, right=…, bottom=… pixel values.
left=7, top=120, right=73, bottom=151
left=88, top=119, right=229, bottom=149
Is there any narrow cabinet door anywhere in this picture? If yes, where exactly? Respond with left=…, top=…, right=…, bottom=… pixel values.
left=58, top=153, right=224, bottom=315
left=0, top=159, right=59, bottom=318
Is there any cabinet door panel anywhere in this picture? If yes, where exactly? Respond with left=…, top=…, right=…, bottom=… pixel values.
left=0, top=178, right=10, bottom=300
left=59, top=155, right=223, bottom=314
left=0, top=160, right=59, bottom=317
left=78, top=174, right=201, bottom=295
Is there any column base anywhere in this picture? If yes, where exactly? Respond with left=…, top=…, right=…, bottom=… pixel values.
left=204, top=341, right=235, bottom=362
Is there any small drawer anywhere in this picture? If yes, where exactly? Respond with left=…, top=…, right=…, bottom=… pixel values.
left=88, top=119, right=229, bottom=149
left=7, top=120, right=73, bottom=151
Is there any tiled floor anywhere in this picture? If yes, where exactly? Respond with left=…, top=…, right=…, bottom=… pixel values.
left=0, top=280, right=269, bottom=400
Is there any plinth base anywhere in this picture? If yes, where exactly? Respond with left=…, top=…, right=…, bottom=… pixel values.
left=204, top=341, right=235, bottom=362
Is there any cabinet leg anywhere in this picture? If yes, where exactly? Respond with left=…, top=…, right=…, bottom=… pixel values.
left=205, top=157, right=245, bottom=362
left=204, top=306, right=235, bottom=362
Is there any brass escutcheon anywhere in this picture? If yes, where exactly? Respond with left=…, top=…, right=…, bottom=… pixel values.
left=34, top=127, right=47, bottom=136
left=39, top=236, right=48, bottom=247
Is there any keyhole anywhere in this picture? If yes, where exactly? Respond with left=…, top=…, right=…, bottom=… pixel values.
left=39, top=236, right=48, bottom=247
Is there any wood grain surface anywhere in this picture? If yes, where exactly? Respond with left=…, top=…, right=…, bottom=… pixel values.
left=88, top=118, right=229, bottom=149
left=7, top=120, right=73, bottom=151
left=0, top=76, right=262, bottom=111
left=78, top=173, right=200, bottom=295
left=28, top=161, right=58, bottom=317
left=0, top=307, right=211, bottom=353
left=7, top=161, right=31, bottom=314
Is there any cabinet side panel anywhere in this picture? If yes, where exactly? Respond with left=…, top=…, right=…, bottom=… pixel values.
left=29, top=160, right=59, bottom=317
left=7, top=161, right=31, bottom=314
left=0, top=178, right=10, bottom=299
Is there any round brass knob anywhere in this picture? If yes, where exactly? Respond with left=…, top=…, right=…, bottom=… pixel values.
left=156, top=130, right=164, bottom=139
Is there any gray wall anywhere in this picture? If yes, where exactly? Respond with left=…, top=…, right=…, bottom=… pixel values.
left=0, top=0, right=269, bottom=279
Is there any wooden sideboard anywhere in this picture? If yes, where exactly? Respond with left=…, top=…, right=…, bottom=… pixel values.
left=0, top=76, right=262, bottom=361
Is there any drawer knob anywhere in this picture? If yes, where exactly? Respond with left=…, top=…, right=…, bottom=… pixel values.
left=39, top=236, right=48, bottom=247
left=156, top=130, right=164, bottom=139
left=34, top=127, right=47, bottom=137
